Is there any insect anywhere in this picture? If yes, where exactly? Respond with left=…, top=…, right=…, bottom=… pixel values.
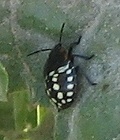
left=28, top=23, right=96, bottom=112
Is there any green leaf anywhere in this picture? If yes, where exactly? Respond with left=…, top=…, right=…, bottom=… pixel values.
left=1, top=0, right=120, bottom=140
left=0, top=63, right=8, bottom=102
left=28, top=109, right=54, bottom=140
left=0, top=101, right=14, bottom=131
left=0, top=21, right=26, bottom=93
left=17, top=0, right=67, bottom=34
left=54, top=5, right=120, bottom=140
left=13, top=90, right=36, bottom=131
left=0, top=1, right=10, bottom=23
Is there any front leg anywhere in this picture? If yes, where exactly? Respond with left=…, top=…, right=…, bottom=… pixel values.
left=69, top=36, right=82, bottom=46
left=68, top=36, right=82, bottom=58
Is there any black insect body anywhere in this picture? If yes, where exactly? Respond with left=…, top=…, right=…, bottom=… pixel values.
left=28, top=23, right=96, bottom=111
left=44, top=55, right=79, bottom=111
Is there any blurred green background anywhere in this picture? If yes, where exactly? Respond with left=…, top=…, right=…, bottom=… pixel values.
left=0, top=0, right=120, bottom=140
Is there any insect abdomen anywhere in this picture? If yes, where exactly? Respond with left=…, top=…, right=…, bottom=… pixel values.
left=45, top=61, right=78, bottom=111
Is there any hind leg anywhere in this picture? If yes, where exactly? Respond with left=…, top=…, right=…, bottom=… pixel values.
left=75, top=66, right=97, bottom=85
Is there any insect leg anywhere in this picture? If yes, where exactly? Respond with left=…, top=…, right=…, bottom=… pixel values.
left=68, top=36, right=82, bottom=58
left=72, top=54, right=94, bottom=60
left=83, top=74, right=97, bottom=85
left=69, top=35, right=82, bottom=48
left=75, top=66, right=97, bottom=85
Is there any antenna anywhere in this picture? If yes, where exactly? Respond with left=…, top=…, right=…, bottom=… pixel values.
left=59, top=23, right=65, bottom=43
left=27, top=48, right=52, bottom=56
left=27, top=23, right=65, bottom=56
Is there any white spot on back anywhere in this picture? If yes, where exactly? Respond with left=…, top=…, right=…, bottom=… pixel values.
left=66, top=69, right=72, bottom=74
left=67, top=76, right=73, bottom=82
left=52, top=77, right=58, bottom=82
left=51, top=98, right=57, bottom=103
left=57, top=103, right=62, bottom=106
left=53, top=74, right=59, bottom=77
left=67, top=84, right=74, bottom=90
left=45, top=76, right=48, bottom=80
left=57, top=92, right=63, bottom=99
left=49, top=71, right=55, bottom=76
left=53, top=83, right=60, bottom=90
left=47, top=90, right=50, bottom=96
left=67, top=91, right=74, bottom=97
left=48, top=88, right=51, bottom=92
left=67, top=98, right=72, bottom=102
left=45, top=83, right=47, bottom=88
left=61, top=99, right=66, bottom=104
left=58, top=62, right=69, bottom=73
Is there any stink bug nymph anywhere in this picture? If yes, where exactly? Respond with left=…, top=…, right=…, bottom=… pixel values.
left=28, top=23, right=96, bottom=112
